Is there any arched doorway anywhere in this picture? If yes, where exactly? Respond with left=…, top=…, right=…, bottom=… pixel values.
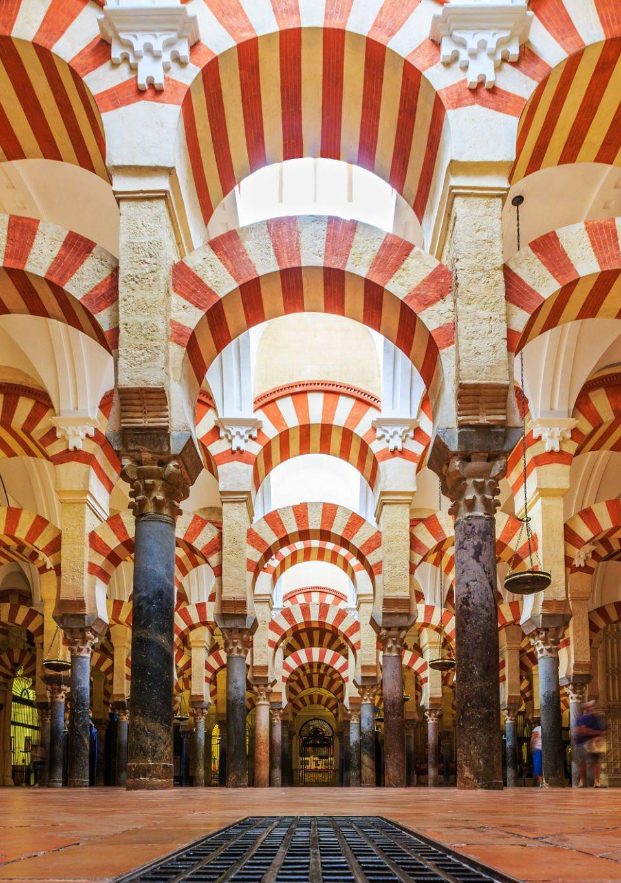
left=298, top=719, right=335, bottom=786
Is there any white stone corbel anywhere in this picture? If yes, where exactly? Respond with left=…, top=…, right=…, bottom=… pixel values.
left=372, top=417, right=418, bottom=453
left=50, top=416, right=99, bottom=451
left=573, top=544, right=596, bottom=569
left=98, top=0, right=200, bottom=91
left=215, top=417, right=262, bottom=453
left=430, top=1, right=533, bottom=89
left=531, top=417, right=577, bottom=453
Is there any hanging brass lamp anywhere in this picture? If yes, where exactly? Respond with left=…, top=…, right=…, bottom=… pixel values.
left=43, top=625, right=71, bottom=674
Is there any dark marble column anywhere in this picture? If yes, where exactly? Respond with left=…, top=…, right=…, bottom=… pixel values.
left=425, top=708, right=441, bottom=787
left=270, top=707, right=282, bottom=787
left=445, top=453, right=504, bottom=790
left=114, top=704, right=129, bottom=787
left=405, top=721, right=416, bottom=786
left=218, top=719, right=227, bottom=785
left=180, top=728, right=192, bottom=786
left=281, top=722, right=292, bottom=786
left=223, top=629, right=251, bottom=787
left=341, top=720, right=351, bottom=786
left=349, top=710, right=361, bottom=787
left=95, top=719, right=108, bottom=786
left=123, top=461, right=187, bottom=790
left=567, top=682, right=588, bottom=787
left=65, top=629, right=96, bottom=788
left=379, top=629, right=407, bottom=787
left=253, top=684, right=270, bottom=788
left=533, top=629, right=565, bottom=787
left=192, top=706, right=208, bottom=787
left=37, top=702, right=52, bottom=787
left=504, top=707, right=518, bottom=787
left=360, top=687, right=376, bottom=787
left=48, top=683, right=68, bottom=788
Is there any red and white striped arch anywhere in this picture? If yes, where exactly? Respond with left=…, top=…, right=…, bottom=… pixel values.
left=205, top=647, right=229, bottom=682
left=289, top=690, right=340, bottom=717
left=281, top=647, right=349, bottom=683
left=0, top=215, right=119, bottom=352
left=0, top=506, right=61, bottom=573
left=572, top=374, right=621, bottom=456
left=262, top=540, right=364, bottom=589
left=172, top=218, right=453, bottom=411
left=402, top=647, right=428, bottom=684
left=504, top=218, right=621, bottom=354
left=248, top=502, right=381, bottom=588
left=0, top=646, right=35, bottom=679
left=0, top=602, right=43, bottom=638
left=281, top=587, right=349, bottom=608
left=174, top=602, right=214, bottom=641
left=108, top=598, right=132, bottom=628
left=590, top=601, right=621, bottom=634
left=565, top=499, right=621, bottom=569
left=286, top=662, right=346, bottom=704
left=269, top=602, right=360, bottom=654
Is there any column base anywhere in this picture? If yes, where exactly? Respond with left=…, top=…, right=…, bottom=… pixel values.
left=457, top=779, right=503, bottom=791
left=126, top=763, right=173, bottom=790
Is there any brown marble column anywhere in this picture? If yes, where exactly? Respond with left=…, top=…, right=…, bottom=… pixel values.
left=223, top=628, right=251, bottom=787
left=379, top=628, right=407, bottom=787
left=65, top=628, right=96, bottom=788
left=0, top=678, right=14, bottom=786
left=349, top=709, right=361, bottom=787
left=425, top=708, right=441, bottom=787
left=48, top=683, right=69, bottom=788
left=359, top=686, right=377, bottom=787
left=123, top=460, right=188, bottom=790
left=281, top=720, right=292, bottom=786
left=270, top=707, right=282, bottom=787
left=405, top=720, right=416, bottom=786
left=504, top=707, right=518, bottom=787
left=37, top=702, right=52, bottom=787
left=192, top=706, right=208, bottom=787
left=444, top=453, right=504, bottom=790
left=532, top=628, right=565, bottom=786
left=114, top=703, right=129, bottom=787
left=566, top=682, right=588, bottom=788
left=253, top=684, right=270, bottom=788
left=95, top=719, right=108, bottom=786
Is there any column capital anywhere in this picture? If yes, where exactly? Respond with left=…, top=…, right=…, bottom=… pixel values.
left=378, top=627, right=408, bottom=656
left=47, top=683, right=69, bottom=702
left=36, top=702, right=52, bottom=723
left=357, top=683, right=379, bottom=705
left=503, top=707, right=518, bottom=723
left=64, top=627, right=98, bottom=657
left=252, top=683, right=272, bottom=705
left=270, top=706, right=282, bottom=723
left=444, top=452, right=506, bottom=520
left=191, top=705, right=209, bottom=723
left=349, top=708, right=361, bottom=724
left=121, top=458, right=189, bottom=521
left=222, top=627, right=252, bottom=658
left=531, top=627, right=563, bottom=659
left=425, top=708, right=442, bottom=724
left=565, top=681, right=588, bottom=705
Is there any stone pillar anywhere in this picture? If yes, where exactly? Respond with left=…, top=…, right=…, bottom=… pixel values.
left=37, top=703, right=52, bottom=787
left=504, top=708, right=518, bottom=787
left=566, top=682, right=588, bottom=788
left=48, top=683, right=68, bottom=788
left=192, top=706, right=208, bottom=787
left=253, top=684, right=270, bottom=788
left=95, top=719, right=108, bottom=786
left=223, top=628, right=251, bottom=787
left=425, top=708, right=441, bottom=787
left=281, top=720, right=292, bottom=787
left=379, top=629, right=407, bottom=787
left=65, top=628, right=96, bottom=788
left=123, top=461, right=187, bottom=790
left=218, top=719, right=227, bottom=786
left=349, top=709, right=361, bottom=787
left=270, top=707, right=282, bottom=787
left=341, top=719, right=351, bottom=786
left=114, top=704, right=129, bottom=787
left=180, top=728, right=192, bottom=786
left=359, top=686, right=376, bottom=787
left=533, top=629, right=565, bottom=787
left=405, top=721, right=416, bottom=786
left=0, top=678, right=13, bottom=786
left=444, top=454, right=504, bottom=790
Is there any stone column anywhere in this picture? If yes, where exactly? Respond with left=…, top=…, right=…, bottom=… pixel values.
left=270, top=707, right=282, bottom=787
left=281, top=720, right=292, bottom=786
left=48, top=683, right=68, bottom=788
left=223, top=628, right=251, bottom=787
left=65, top=628, right=96, bottom=788
left=444, top=453, right=504, bottom=790
left=95, top=719, right=108, bottom=786
left=0, top=678, right=13, bottom=786
left=253, top=684, right=270, bottom=788
left=405, top=721, right=416, bottom=786
left=359, top=686, right=376, bottom=787
left=425, top=708, right=441, bottom=787
left=504, top=708, right=518, bottom=787
left=123, top=461, right=187, bottom=790
left=379, top=628, right=407, bottom=787
left=349, top=709, right=361, bottom=787
left=180, top=728, right=192, bottom=786
left=533, top=629, right=565, bottom=787
left=192, top=706, right=208, bottom=787
left=114, top=703, right=129, bottom=787
left=341, top=720, right=351, bottom=786
left=566, top=682, right=588, bottom=788
left=37, top=703, right=52, bottom=787
left=218, top=719, right=227, bottom=785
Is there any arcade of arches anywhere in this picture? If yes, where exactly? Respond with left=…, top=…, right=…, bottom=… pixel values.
left=4, top=0, right=621, bottom=810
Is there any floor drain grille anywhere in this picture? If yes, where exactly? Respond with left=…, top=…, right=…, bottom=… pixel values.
left=117, top=817, right=519, bottom=883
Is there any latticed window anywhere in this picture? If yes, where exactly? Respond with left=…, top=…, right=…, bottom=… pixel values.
left=10, top=667, right=39, bottom=779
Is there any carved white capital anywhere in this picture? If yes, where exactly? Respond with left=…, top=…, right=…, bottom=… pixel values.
left=573, top=543, right=596, bottom=569
left=430, top=1, right=533, bottom=89
left=215, top=417, right=262, bottom=453
left=372, top=417, right=418, bottom=452
left=531, top=418, right=577, bottom=453
left=50, top=415, right=98, bottom=451
left=98, top=0, right=200, bottom=91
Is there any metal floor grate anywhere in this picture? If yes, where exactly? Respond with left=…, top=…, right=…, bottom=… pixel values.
left=117, top=817, right=520, bottom=883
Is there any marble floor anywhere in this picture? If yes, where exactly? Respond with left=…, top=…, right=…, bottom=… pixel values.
left=0, top=787, right=620, bottom=882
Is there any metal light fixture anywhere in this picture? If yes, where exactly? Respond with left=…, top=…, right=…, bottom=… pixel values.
left=504, top=195, right=551, bottom=596
left=43, top=625, right=71, bottom=674
left=429, top=481, right=456, bottom=673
